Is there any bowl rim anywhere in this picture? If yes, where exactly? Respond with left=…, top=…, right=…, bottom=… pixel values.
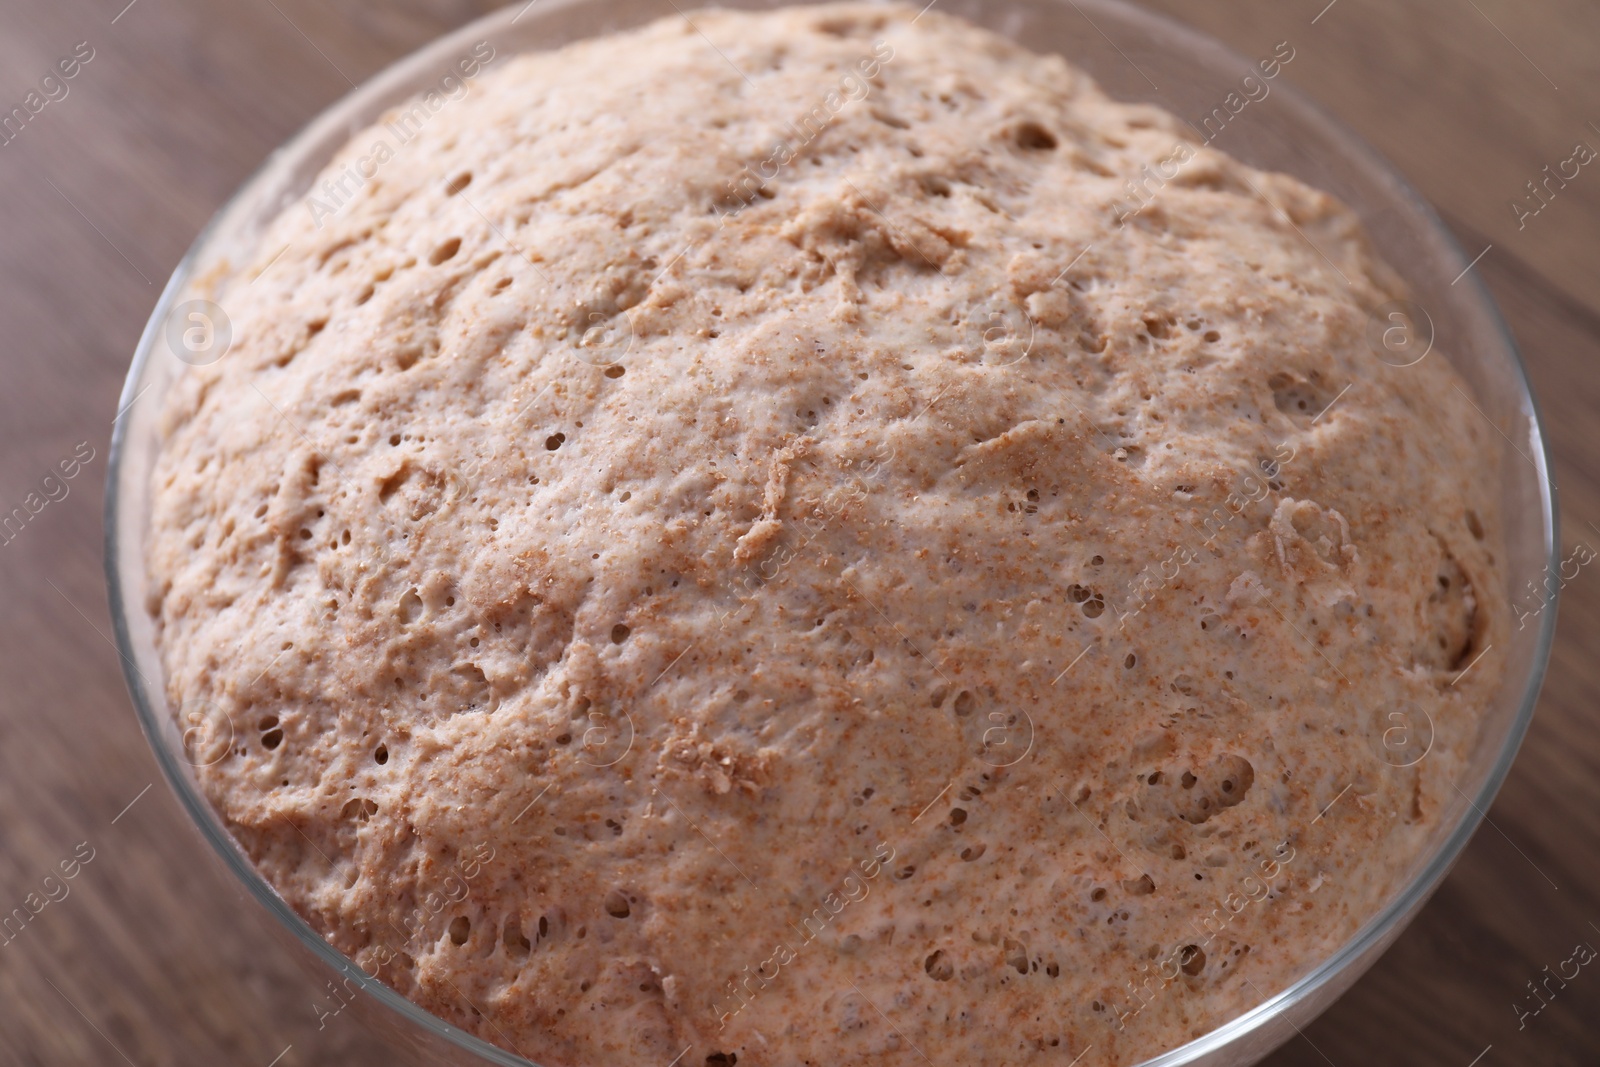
left=104, top=1, right=1561, bottom=1064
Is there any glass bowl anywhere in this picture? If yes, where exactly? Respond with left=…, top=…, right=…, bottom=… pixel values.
left=105, top=0, right=1559, bottom=1064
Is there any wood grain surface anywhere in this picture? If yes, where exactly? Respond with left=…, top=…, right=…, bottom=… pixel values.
left=0, top=0, right=1596, bottom=1064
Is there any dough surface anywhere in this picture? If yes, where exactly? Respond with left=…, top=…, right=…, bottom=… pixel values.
left=148, top=5, right=1506, bottom=1064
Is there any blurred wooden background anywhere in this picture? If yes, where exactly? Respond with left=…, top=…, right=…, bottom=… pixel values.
left=0, top=0, right=1596, bottom=1064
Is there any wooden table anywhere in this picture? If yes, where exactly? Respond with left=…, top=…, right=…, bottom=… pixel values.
left=1, top=0, right=1595, bottom=1063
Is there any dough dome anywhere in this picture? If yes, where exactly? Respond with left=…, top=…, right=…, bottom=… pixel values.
left=148, top=5, right=1506, bottom=1065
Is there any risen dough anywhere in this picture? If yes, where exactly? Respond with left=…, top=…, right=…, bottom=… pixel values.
left=148, top=5, right=1505, bottom=1065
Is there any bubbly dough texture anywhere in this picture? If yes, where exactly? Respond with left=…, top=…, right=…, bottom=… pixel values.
left=149, top=6, right=1507, bottom=1065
